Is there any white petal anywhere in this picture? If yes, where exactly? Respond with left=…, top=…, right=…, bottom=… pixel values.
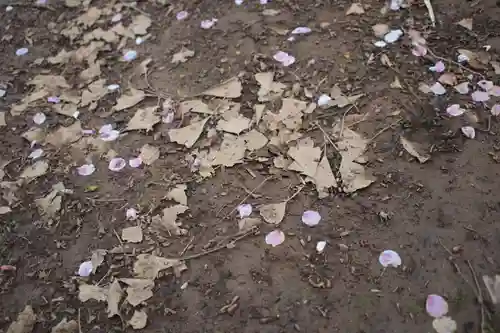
left=316, top=241, right=327, bottom=253
left=176, top=11, right=188, bottom=20
left=99, top=124, right=113, bottom=134
left=78, top=261, right=93, bottom=277
left=457, top=54, right=469, bottom=63
left=488, top=86, right=500, bottom=97
left=378, top=249, right=402, bottom=267
left=454, top=82, right=469, bottom=94
left=411, top=44, right=427, bottom=57
left=29, top=148, right=44, bottom=159
left=100, top=130, right=120, bottom=142
left=273, top=51, right=295, bottom=66
left=16, top=48, right=28, bottom=56
left=432, top=317, right=457, bottom=333
left=265, top=230, right=285, bottom=247
left=109, top=158, right=126, bottom=172
left=129, top=157, right=143, bottom=168
left=111, top=13, right=122, bottom=22
left=317, top=94, right=332, bottom=106
left=135, top=37, right=144, bottom=45
left=77, top=164, right=96, bottom=176
left=260, top=0, right=268, bottom=4
left=471, top=90, right=490, bottom=102
left=6, top=5, right=13, bottom=11
left=82, top=129, right=95, bottom=135
left=491, top=104, right=500, bottom=116
left=429, top=61, right=445, bottom=73
left=235, top=0, right=244, bottom=5
left=291, top=27, right=312, bottom=35
left=430, top=82, right=446, bottom=95
left=478, top=80, right=494, bottom=91
left=461, top=126, right=475, bottom=139
left=302, top=210, right=321, bottom=226
left=237, top=204, right=252, bottom=218
left=33, top=112, right=46, bottom=125
left=374, top=40, right=387, bottom=48
left=426, top=294, right=449, bottom=318
left=107, top=84, right=120, bottom=91
left=123, top=50, right=137, bottom=62
left=384, top=29, right=403, bottom=43
left=126, top=208, right=138, bottom=220
left=162, top=112, right=175, bottom=124
left=446, top=104, right=465, bottom=117
left=390, top=0, right=403, bottom=10
left=201, top=18, right=217, bottom=29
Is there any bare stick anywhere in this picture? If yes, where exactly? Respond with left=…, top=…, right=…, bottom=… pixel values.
left=427, top=48, right=485, bottom=79
left=315, top=122, right=339, bottom=150
left=224, top=176, right=273, bottom=218
left=467, top=260, right=488, bottom=333
left=285, top=183, right=305, bottom=203
left=78, top=308, right=83, bottom=333
left=367, top=118, right=403, bottom=144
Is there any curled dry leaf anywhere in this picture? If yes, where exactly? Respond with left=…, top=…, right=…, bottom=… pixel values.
left=400, top=136, right=430, bottom=163
left=139, top=144, right=159, bottom=165
left=129, top=310, right=147, bottom=330
left=91, top=249, right=107, bottom=274
left=201, top=77, right=242, bottom=98
left=113, top=88, right=145, bottom=111
left=169, top=118, right=208, bottom=148
left=152, top=205, right=189, bottom=235
left=166, top=184, right=188, bottom=205
left=259, top=202, right=286, bottom=225
left=287, top=139, right=321, bottom=178
left=51, top=318, right=78, bottom=333
left=107, top=279, right=123, bottom=318
left=133, top=254, right=182, bottom=279
left=120, top=278, right=154, bottom=307
left=179, top=99, right=213, bottom=114
left=7, top=305, right=36, bottom=333
left=432, top=317, right=457, bottom=333
left=172, top=48, right=195, bottom=64
left=127, top=106, right=161, bottom=132
left=78, top=284, right=108, bottom=302
left=45, top=121, right=83, bottom=147
left=346, top=3, right=365, bottom=15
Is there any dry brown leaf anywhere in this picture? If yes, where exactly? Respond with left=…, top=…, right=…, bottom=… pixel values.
left=51, top=318, right=78, bottom=333
left=0, top=112, right=6, bottom=127
left=113, top=88, right=145, bottom=112
left=179, top=100, right=213, bottom=114
left=52, top=103, right=79, bottom=118
left=253, top=104, right=265, bottom=124
left=166, top=184, right=187, bottom=205
left=129, top=310, right=147, bottom=330
left=255, top=72, right=286, bottom=102
left=45, top=121, right=82, bottom=147
left=313, top=155, right=337, bottom=198
left=458, top=49, right=490, bottom=69
left=77, top=7, right=102, bottom=28
left=491, top=61, right=500, bottom=75
left=390, top=77, right=402, bottom=89
left=10, top=90, right=48, bottom=116
left=438, top=73, right=457, bottom=86
left=127, top=106, right=160, bottom=132
left=372, top=23, right=389, bottom=37
left=0, top=206, right=12, bottom=215
left=80, top=62, right=102, bottom=83
left=78, top=284, right=108, bottom=302
left=35, top=182, right=67, bottom=218
left=201, top=77, right=242, bottom=98
left=217, top=114, right=251, bottom=134
left=288, top=139, right=321, bottom=178
left=130, top=15, right=151, bottom=35
left=7, top=305, right=36, bottom=333
left=139, top=144, right=159, bottom=165
left=275, top=98, right=307, bottom=130
left=457, top=18, right=473, bottom=31
left=122, top=226, right=143, bottom=243
left=333, top=93, right=364, bottom=108
left=91, top=249, right=107, bottom=274
left=172, top=48, right=195, bottom=64
left=152, top=205, right=189, bottom=235
left=133, top=254, right=182, bottom=279
left=120, top=278, right=154, bottom=307
left=169, top=118, right=208, bottom=148
left=238, top=217, right=262, bottom=232
left=47, top=49, right=73, bottom=64
left=60, top=25, right=81, bottom=42
left=259, top=202, right=286, bottom=225
left=346, top=3, right=365, bottom=15
left=107, top=279, right=123, bottom=318
left=212, top=134, right=246, bottom=167
left=240, top=129, right=268, bottom=151
left=83, top=28, right=118, bottom=44
left=483, top=275, right=500, bottom=304
left=20, top=161, right=49, bottom=181
left=380, top=54, right=393, bottom=67
left=400, top=136, right=430, bottom=163
left=29, top=75, right=70, bottom=91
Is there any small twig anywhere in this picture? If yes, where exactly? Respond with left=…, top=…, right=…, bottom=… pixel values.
left=467, top=260, right=488, bottom=333
left=86, top=197, right=126, bottom=203
left=427, top=48, right=485, bottom=79
left=224, top=176, right=273, bottom=218
left=3, top=3, right=55, bottom=11
left=423, top=0, right=436, bottom=27
left=284, top=183, right=305, bottom=203
left=367, top=118, right=403, bottom=144
left=78, top=308, right=83, bottom=333
left=120, top=1, right=149, bottom=16
left=338, top=104, right=357, bottom=138
left=179, top=236, right=195, bottom=256
left=315, top=122, right=339, bottom=150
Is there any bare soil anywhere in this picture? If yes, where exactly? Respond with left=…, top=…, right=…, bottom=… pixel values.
left=1, top=0, right=500, bottom=332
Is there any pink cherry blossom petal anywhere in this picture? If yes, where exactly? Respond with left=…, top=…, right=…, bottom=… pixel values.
left=200, top=18, right=217, bottom=29
left=478, top=80, right=494, bottom=91
left=109, top=158, right=126, bottom=172
left=488, top=86, right=500, bottom=97
left=454, top=82, right=469, bottom=95
left=129, top=157, right=142, bottom=168
left=429, top=61, right=445, bottom=73
left=77, top=163, right=96, bottom=176
left=273, top=51, right=295, bottom=66
left=265, top=230, right=285, bottom=247
left=491, top=104, right=500, bottom=116
left=47, top=96, right=60, bottom=103
left=471, top=90, right=490, bottom=102
left=461, top=126, right=476, bottom=139
left=426, top=294, right=449, bottom=318
left=446, top=104, right=465, bottom=117
left=33, top=112, right=46, bottom=125
left=378, top=250, right=402, bottom=267
left=430, top=82, right=446, bottom=95
left=316, top=241, right=326, bottom=253
left=237, top=204, right=253, bottom=218
left=301, top=210, right=321, bottom=226
left=78, top=261, right=93, bottom=277
left=291, top=27, right=312, bottom=35
left=411, top=44, right=427, bottom=57
left=100, top=130, right=120, bottom=142
left=176, top=11, right=188, bottom=20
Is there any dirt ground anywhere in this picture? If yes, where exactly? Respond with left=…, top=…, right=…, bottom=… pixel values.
left=1, top=0, right=500, bottom=332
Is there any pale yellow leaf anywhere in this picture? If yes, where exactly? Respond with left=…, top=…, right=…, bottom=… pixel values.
left=121, top=226, right=143, bottom=243
left=259, top=202, right=286, bottom=225
left=7, top=305, right=36, bottom=333
left=151, top=205, right=189, bottom=235
left=201, top=77, right=242, bottom=98
left=172, top=48, right=195, bottom=64
left=346, top=3, right=365, bottom=15
left=139, top=144, right=159, bottom=165
left=166, top=184, right=187, bottom=205
left=129, top=310, right=147, bottom=330
left=400, top=136, right=430, bottom=163
left=113, top=88, right=145, bottom=111
left=78, top=284, right=108, bottom=302
left=107, top=279, right=123, bottom=318
left=168, top=118, right=208, bottom=148
left=45, top=121, right=83, bottom=147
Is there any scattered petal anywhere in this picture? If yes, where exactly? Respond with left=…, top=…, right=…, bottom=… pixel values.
left=438, top=73, right=457, bottom=86
left=77, top=164, right=96, bottom=176
left=390, top=0, right=404, bottom=10
left=317, top=94, right=332, bottom=106
left=126, top=208, right=138, bottom=220
left=129, top=157, right=143, bottom=168
left=489, top=86, right=500, bottom=97
left=426, top=294, right=449, bottom=318
left=432, top=317, right=457, bottom=333
left=301, top=210, right=321, bottom=226
left=235, top=0, right=243, bottom=5
left=461, top=126, right=475, bottom=139
left=457, top=17, right=473, bottom=31
left=135, top=37, right=144, bottom=45
left=176, top=11, right=188, bottom=21
left=100, top=130, right=120, bottom=142
left=316, top=241, right=327, bottom=253
left=29, top=148, right=44, bottom=159
left=6, top=5, right=13, bottom=11
left=200, top=18, right=217, bottom=29
left=372, top=23, right=390, bottom=37
left=237, top=204, right=253, bottom=218
left=411, top=44, right=428, bottom=57
left=78, top=261, right=93, bottom=277
left=478, top=80, right=494, bottom=91
left=107, top=84, right=120, bottom=91
left=374, top=40, right=387, bottom=48
left=446, top=104, right=465, bottom=117
left=471, top=90, right=490, bottom=102
left=430, top=82, right=446, bottom=95
left=265, top=230, right=285, bottom=247
left=491, top=104, right=500, bottom=116
left=457, top=54, right=469, bottom=63
left=123, top=50, right=137, bottom=62
left=111, top=13, right=122, bottom=22
left=33, top=112, right=46, bottom=125
left=47, top=96, right=60, bottom=103
left=291, top=27, right=312, bottom=34
left=16, top=47, right=28, bottom=56
left=346, top=3, right=365, bottom=15
left=454, top=82, right=469, bottom=94
left=260, top=0, right=268, bottom=4
left=384, top=29, right=403, bottom=43
left=429, top=61, right=445, bottom=73
left=109, top=158, right=126, bottom=171
left=378, top=250, right=402, bottom=267
left=273, top=51, right=295, bottom=66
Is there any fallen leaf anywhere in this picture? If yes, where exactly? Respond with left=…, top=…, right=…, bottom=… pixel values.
left=276, top=98, right=308, bottom=130
left=346, top=3, right=364, bottom=15
left=240, top=129, right=268, bottom=151
left=77, top=7, right=101, bottom=28
left=313, top=155, right=337, bottom=198
left=432, top=317, right=457, bottom=333
left=400, top=136, right=430, bottom=163
left=211, top=134, right=246, bottom=167
left=217, top=114, right=251, bottom=134
left=482, top=275, right=500, bottom=304
left=438, top=73, right=457, bottom=86
left=139, top=144, right=159, bottom=165
left=127, top=106, right=160, bottom=132
left=491, top=61, right=500, bottom=75
left=201, top=77, right=242, bottom=98
left=166, top=184, right=187, bottom=205
left=372, top=23, right=389, bottom=37
left=255, top=72, right=286, bottom=102
left=0, top=206, right=12, bottom=215
left=152, top=205, right=189, bottom=235
left=426, top=294, right=449, bottom=318
left=288, top=139, right=321, bottom=178
left=390, top=77, right=402, bottom=89
left=259, top=202, right=286, bottom=225
left=457, top=18, right=473, bottom=31
left=107, top=279, right=123, bottom=318
left=179, top=100, right=213, bottom=114
left=20, top=160, right=49, bottom=181
left=35, top=182, right=67, bottom=218
left=78, top=284, right=108, bottom=302
left=113, top=88, right=145, bottom=111
left=120, top=278, right=154, bottom=306
left=91, top=249, right=107, bottom=274
left=122, top=226, right=143, bottom=243
left=45, top=121, right=83, bottom=147
left=129, top=310, right=147, bottom=329
left=51, top=318, right=78, bottom=333
left=0, top=112, right=6, bottom=127
left=172, top=48, right=195, bottom=64
left=133, top=254, right=182, bottom=279
left=457, top=49, right=490, bottom=69
left=130, top=15, right=151, bottom=35
left=7, top=305, right=36, bottom=333
left=378, top=250, right=402, bottom=267
left=238, top=217, right=262, bottom=232
left=265, top=230, right=285, bottom=247
left=169, top=118, right=208, bottom=148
